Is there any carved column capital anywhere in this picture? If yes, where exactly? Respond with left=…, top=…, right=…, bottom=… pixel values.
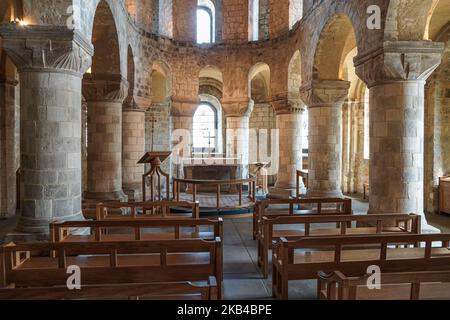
left=170, top=96, right=200, bottom=117
left=354, top=41, right=445, bottom=88
left=82, top=73, right=129, bottom=103
left=222, top=97, right=254, bottom=117
left=300, top=80, right=350, bottom=108
left=271, top=94, right=306, bottom=115
left=0, top=25, right=93, bottom=76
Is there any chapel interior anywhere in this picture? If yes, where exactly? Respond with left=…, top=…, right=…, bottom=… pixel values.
left=0, top=0, right=450, bottom=301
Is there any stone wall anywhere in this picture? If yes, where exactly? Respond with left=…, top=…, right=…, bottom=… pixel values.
left=249, top=103, right=276, bottom=183
left=222, top=0, right=249, bottom=43
left=146, top=102, right=172, bottom=176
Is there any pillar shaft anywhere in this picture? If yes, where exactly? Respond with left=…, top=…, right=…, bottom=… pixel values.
left=269, top=98, right=304, bottom=198
left=369, top=81, right=427, bottom=214
left=0, top=25, right=93, bottom=235
left=122, top=108, right=145, bottom=201
left=0, top=77, right=19, bottom=217
left=223, top=98, right=254, bottom=179
left=83, top=74, right=128, bottom=202
left=300, top=80, right=350, bottom=198
left=355, top=41, right=444, bottom=231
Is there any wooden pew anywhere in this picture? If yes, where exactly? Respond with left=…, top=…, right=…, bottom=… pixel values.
left=257, top=214, right=421, bottom=278
left=253, top=198, right=352, bottom=240
left=0, top=277, right=218, bottom=300
left=0, top=238, right=223, bottom=299
left=318, top=271, right=450, bottom=300
left=50, top=218, right=223, bottom=243
left=272, top=233, right=450, bottom=299
left=96, top=201, right=200, bottom=220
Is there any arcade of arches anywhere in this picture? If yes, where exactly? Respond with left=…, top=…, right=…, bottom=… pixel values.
left=0, top=0, right=449, bottom=299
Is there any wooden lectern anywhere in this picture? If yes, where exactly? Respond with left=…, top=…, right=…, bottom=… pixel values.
left=138, top=152, right=172, bottom=202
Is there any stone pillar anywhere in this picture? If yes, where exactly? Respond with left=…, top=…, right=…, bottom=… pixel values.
left=223, top=98, right=254, bottom=179
left=0, top=25, right=93, bottom=236
left=269, top=98, right=305, bottom=198
left=82, top=74, right=128, bottom=203
left=171, top=97, right=198, bottom=176
left=0, top=75, right=19, bottom=217
left=355, top=41, right=444, bottom=231
left=300, top=80, right=350, bottom=198
left=122, top=103, right=146, bottom=201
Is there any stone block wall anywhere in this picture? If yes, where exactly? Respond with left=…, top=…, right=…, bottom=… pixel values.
left=269, top=0, right=289, bottom=38
left=0, top=77, right=20, bottom=217
left=173, top=0, right=197, bottom=42
left=222, top=0, right=249, bottom=43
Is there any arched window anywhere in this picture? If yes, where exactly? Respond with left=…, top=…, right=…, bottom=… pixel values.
left=193, top=104, right=218, bottom=152
left=249, top=0, right=259, bottom=41
left=289, top=0, right=303, bottom=30
left=363, top=88, right=370, bottom=160
left=197, top=0, right=215, bottom=44
left=301, top=109, right=309, bottom=165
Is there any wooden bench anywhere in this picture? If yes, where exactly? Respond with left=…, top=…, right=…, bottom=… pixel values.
left=318, top=270, right=450, bottom=300
left=272, top=233, right=450, bottom=299
left=257, top=214, right=421, bottom=278
left=0, top=277, right=218, bottom=300
left=96, top=201, right=200, bottom=220
left=0, top=238, right=223, bottom=299
left=253, top=198, right=352, bottom=240
left=50, top=218, right=223, bottom=243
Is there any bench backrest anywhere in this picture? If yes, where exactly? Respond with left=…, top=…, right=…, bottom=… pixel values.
left=257, top=198, right=352, bottom=216
left=0, top=238, right=222, bottom=289
left=318, top=270, right=450, bottom=300
left=96, top=201, right=200, bottom=220
left=0, top=277, right=218, bottom=300
left=50, top=218, right=223, bottom=243
left=262, top=214, right=421, bottom=238
left=275, top=233, right=450, bottom=278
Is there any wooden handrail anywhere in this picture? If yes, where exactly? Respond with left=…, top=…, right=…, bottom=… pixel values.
left=173, top=175, right=257, bottom=210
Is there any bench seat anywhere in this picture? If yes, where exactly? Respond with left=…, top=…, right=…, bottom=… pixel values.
left=318, top=270, right=450, bottom=300
left=62, top=231, right=215, bottom=243
left=291, top=247, right=450, bottom=264
left=17, top=253, right=212, bottom=270
left=272, top=227, right=404, bottom=239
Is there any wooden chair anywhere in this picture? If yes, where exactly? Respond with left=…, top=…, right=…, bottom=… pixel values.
left=0, top=277, right=218, bottom=300
left=257, top=213, right=421, bottom=278
left=95, top=201, right=200, bottom=221
left=272, top=233, right=450, bottom=299
left=50, top=218, right=223, bottom=244
left=0, top=238, right=223, bottom=299
left=318, top=271, right=450, bottom=300
left=253, top=198, right=352, bottom=240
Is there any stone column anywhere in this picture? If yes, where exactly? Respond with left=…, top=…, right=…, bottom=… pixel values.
left=122, top=102, right=146, bottom=201
left=0, top=25, right=93, bottom=236
left=171, top=97, right=198, bottom=176
left=0, top=76, right=19, bottom=217
left=269, top=98, right=305, bottom=198
left=300, top=80, right=350, bottom=198
left=223, top=98, right=254, bottom=179
left=355, top=41, right=444, bottom=231
left=82, top=74, right=128, bottom=203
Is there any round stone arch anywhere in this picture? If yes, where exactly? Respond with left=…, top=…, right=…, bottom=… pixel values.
left=312, top=13, right=359, bottom=81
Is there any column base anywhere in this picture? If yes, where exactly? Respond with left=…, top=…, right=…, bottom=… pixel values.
left=306, top=189, right=344, bottom=199
left=10, top=211, right=86, bottom=240
left=83, top=190, right=128, bottom=202
left=123, top=183, right=143, bottom=202
left=268, top=187, right=296, bottom=199
left=367, top=209, right=441, bottom=234
left=83, top=190, right=128, bottom=219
